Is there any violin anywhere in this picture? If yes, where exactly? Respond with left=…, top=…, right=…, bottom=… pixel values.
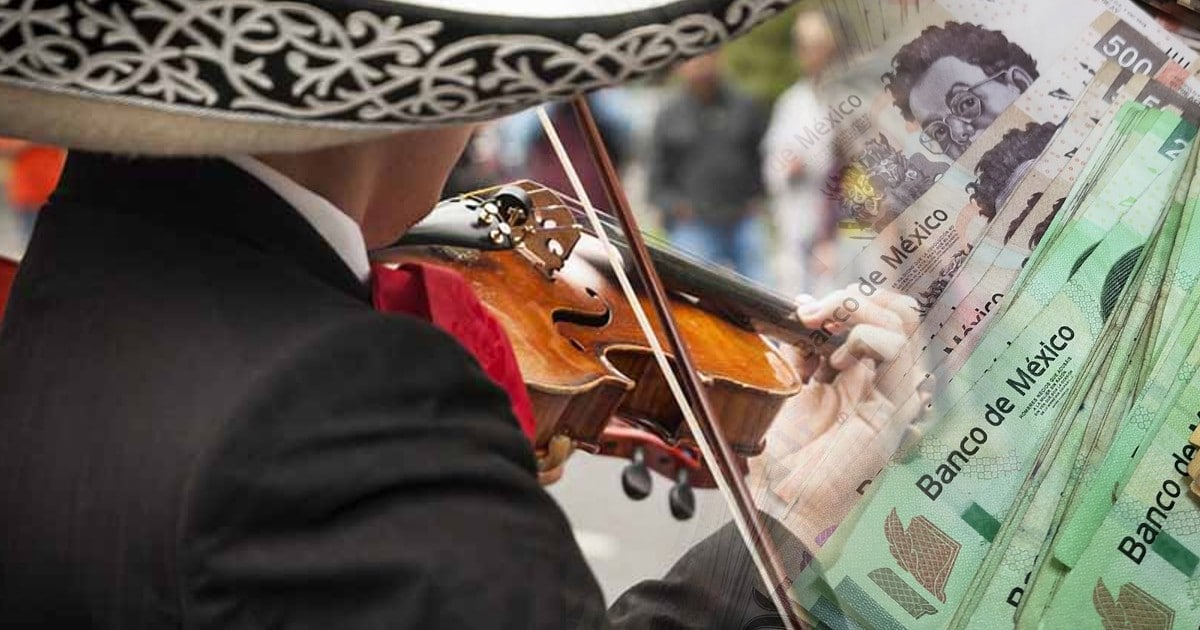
left=374, top=180, right=822, bottom=519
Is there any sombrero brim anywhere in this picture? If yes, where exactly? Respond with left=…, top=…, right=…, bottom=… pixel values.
left=0, top=0, right=794, bottom=155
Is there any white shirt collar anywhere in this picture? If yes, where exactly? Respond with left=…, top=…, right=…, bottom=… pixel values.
left=227, top=155, right=372, bottom=285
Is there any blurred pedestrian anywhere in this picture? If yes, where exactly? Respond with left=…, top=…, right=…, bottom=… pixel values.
left=648, top=53, right=770, bottom=283
left=761, top=10, right=840, bottom=295
left=499, top=91, right=633, bottom=207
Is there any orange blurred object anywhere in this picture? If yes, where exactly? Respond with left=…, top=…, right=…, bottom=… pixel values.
left=8, top=145, right=66, bottom=209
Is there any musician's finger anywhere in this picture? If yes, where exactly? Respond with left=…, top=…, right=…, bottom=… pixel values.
left=810, top=355, right=836, bottom=384
left=796, top=287, right=907, bottom=336
left=831, top=356, right=877, bottom=402
left=829, top=324, right=907, bottom=372
left=871, top=291, right=920, bottom=335
left=791, top=342, right=823, bottom=382
left=544, top=434, right=574, bottom=468
left=798, top=286, right=920, bottom=334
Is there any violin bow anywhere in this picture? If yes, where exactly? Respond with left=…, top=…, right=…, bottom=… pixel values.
left=535, top=95, right=807, bottom=629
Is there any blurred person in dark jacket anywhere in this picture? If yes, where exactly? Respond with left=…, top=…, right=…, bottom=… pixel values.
left=649, top=53, right=771, bottom=283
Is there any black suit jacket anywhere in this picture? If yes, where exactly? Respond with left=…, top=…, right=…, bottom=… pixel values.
left=0, top=153, right=790, bottom=629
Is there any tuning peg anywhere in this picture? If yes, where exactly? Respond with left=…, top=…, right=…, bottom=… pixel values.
left=621, top=446, right=652, bottom=500
left=488, top=222, right=512, bottom=245
left=492, top=185, right=532, bottom=209
left=669, top=467, right=695, bottom=521
left=491, top=186, right=532, bottom=225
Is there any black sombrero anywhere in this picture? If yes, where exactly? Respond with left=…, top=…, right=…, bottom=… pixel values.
left=0, top=0, right=794, bottom=154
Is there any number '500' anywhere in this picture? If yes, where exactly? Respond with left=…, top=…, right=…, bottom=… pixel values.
left=1102, top=35, right=1155, bottom=75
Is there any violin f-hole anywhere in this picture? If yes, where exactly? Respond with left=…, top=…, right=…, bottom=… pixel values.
left=550, top=287, right=612, bottom=330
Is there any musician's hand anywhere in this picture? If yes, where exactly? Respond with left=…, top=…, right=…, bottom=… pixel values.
left=750, top=286, right=923, bottom=549
left=537, top=435, right=574, bottom=486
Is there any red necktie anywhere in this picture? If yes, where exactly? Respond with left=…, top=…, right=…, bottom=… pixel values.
left=370, top=262, right=537, bottom=443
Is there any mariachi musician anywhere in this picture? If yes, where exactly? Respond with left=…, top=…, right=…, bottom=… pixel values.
left=0, top=0, right=921, bottom=627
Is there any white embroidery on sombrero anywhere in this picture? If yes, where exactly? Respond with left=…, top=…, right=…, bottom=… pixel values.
left=0, top=0, right=789, bottom=127
left=399, top=0, right=680, bottom=19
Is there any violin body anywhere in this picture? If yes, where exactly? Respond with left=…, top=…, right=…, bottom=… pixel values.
left=374, top=182, right=802, bottom=493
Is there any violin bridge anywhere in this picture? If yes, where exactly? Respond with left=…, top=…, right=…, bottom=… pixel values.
left=516, top=204, right=581, bottom=278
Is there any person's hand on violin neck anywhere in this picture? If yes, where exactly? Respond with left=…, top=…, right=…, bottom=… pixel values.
left=749, top=285, right=923, bottom=549
left=775, top=285, right=920, bottom=450
left=808, top=288, right=916, bottom=365
left=789, top=286, right=918, bottom=382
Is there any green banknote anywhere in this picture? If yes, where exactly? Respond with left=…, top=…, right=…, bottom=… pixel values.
left=1052, top=152, right=1200, bottom=566
left=961, top=139, right=1196, bottom=627
left=1020, top=309, right=1200, bottom=627
left=794, top=107, right=1195, bottom=630
left=1010, top=138, right=1200, bottom=626
left=1038, top=346, right=1200, bottom=628
left=844, top=106, right=1189, bottom=474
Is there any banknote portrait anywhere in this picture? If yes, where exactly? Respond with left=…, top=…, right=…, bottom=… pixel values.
left=968, top=122, right=1059, bottom=220
left=1004, top=193, right=1063, bottom=254
left=883, top=22, right=1040, bottom=159
left=1026, top=198, right=1061, bottom=251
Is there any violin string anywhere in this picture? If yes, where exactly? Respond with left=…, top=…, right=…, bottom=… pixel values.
left=534, top=108, right=702, bottom=446
left=554, top=191, right=758, bottom=286
left=536, top=107, right=801, bottom=630
left=550, top=190, right=800, bottom=311
left=453, top=176, right=782, bottom=307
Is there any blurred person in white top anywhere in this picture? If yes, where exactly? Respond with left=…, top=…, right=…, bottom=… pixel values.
left=761, top=10, right=839, bottom=296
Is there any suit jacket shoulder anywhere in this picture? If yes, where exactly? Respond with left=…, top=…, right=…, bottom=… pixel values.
left=181, top=311, right=606, bottom=629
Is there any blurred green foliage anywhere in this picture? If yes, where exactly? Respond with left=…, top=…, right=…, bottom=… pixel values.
left=720, top=5, right=801, bottom=102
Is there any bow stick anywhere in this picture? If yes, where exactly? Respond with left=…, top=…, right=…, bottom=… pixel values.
left=534, top=95, right=807, bottom=629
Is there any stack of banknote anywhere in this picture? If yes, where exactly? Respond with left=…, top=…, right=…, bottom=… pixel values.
left=1138, top=0, right=1200, bottom=23
left=1136, top=0, right=1200, bottom=50
left=758, top=1, right=1200, bottom=627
